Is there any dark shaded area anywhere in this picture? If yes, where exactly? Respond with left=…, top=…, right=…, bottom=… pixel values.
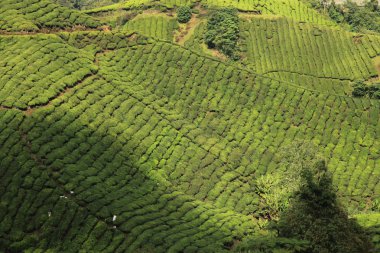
left=0, top=74, right=252, bottom=252
left=352, top=80, right=380, bottom=99
left=277, top=161, right=374, bottom=253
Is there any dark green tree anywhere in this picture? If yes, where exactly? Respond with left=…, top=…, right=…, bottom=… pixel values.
left=177, top=6, right=192, bottom=23
left=73, top=0, right=81, bottom=9
left=343, top=1, right=380, bottom=32
left=367, top=83, right=380, bottom=99
left=352, top=80, right=368, bottom=97
left=277, top=160, right=373, bottom=253
left=328, top=1, right=344, bottom=23
left=204, top=8, right=240, bottom=59
left=352, top=80, right=380, bottom=99
left=365, top=0, right=379, bottom=12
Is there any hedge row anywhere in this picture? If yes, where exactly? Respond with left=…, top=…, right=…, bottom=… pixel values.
left=84, top=0, right=197, bottom=14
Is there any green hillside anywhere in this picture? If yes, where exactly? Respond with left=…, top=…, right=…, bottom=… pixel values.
left=0, top=0, right=101, bottom=32
left=1, top=0, right=380, bottom=252
left=240, top=16, right=380, bottom=95
left=84, top=0, right=333, bottom=25
left=122, top=14, right=179, bottom=41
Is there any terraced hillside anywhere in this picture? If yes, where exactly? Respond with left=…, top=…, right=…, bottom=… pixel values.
left=1, top=0, right=380, bottom=252
left=122, top=14, right=179, bottom=41
left=0, top=0, right=101, bottom=31
left=240, top=17, right=380, bottom=95
left=181, top=16, right=380, bottom=95
left=1, top=33, right=258, bottom=252
left=1, top=30, right=379, bottom=251
left=84, top=0, right=333, bottom=25
left=0, top=35, right=96, bottom=108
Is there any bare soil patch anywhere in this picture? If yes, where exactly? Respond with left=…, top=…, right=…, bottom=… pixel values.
left=175, top=14, right=201, bottom=45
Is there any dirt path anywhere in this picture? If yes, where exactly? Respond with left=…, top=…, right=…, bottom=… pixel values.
left=175, top=14, right=202, bottom=46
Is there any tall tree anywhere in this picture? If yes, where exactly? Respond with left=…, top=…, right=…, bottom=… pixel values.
left=277, top=160, right=373, bottom=253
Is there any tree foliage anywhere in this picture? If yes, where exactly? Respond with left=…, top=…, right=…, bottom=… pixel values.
left=255, top=141, right=323, bottom=220
left=177, top=6, right=192, bottom=23
left=204, top=8, right=240, bottom=59
left=277, top=160, right=373, bottom=253
left=343, top=1, right=380, bottom=32
left=352, top=80, right=380, bottom=99
left=311, top=0, right=380, bottom=33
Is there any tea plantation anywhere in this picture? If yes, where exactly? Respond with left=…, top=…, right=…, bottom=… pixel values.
left=122, top=14, right=179, bottom=41
left=0, top=0, right=379, bottom=252
left=0, top=0, right=100, bottom=31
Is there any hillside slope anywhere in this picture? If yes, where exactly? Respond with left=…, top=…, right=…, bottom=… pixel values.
left=0, top=0, right=101, bottom=32
left=1, top=0, right=380, bottom=252
left=84, top=0, right=334, bottom=25
left=1, top=31, right=379, bottom=252
left=240, top=16, right=380, bottom=95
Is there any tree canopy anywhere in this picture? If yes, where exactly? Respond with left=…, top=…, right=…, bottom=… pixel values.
left=204, top=8, right=240, bottom=59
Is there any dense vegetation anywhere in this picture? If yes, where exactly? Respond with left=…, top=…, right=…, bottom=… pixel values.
left=0, top=0, right=100, bottom=31
left=122, top=14, right=179, bottom=41
left=311, top=0, right=380, bottom=33
left=1, top=0, right=380, bottom=252
left=352, top=80, right=380, bottom=99
left=240, top=16, right=380, bottom=95
left=54, top=0, right=123, bottom=10
left=177, top=6, right=192, bottom=23
left=205, top=8, right=239, bottom=59
left=277, top=160, right=372, bottom=253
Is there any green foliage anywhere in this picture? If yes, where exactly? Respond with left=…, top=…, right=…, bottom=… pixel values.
left=356, top=213, right=380, bottom=251
left=177, top=6, right=192, bottom=23
left=0, top=0, right=101, bottom=31
left=240, top=16, right=380, bottom=95
left=343, top=1, right=380, bottom=33
left=277, top=161, right=373, bottom=253
left=0, top=35, right=96, bottom=108
left=123, top=15, right=179, bottom=41
left=1, top=5, right=380, bottom=250
left=204, top=8, right=240, bottom=59
left=54, top=0, right=123, bottom=10
left=234, top=233, right=309, bottom=253
left=317, top=1, right=380, bottom=33
left=352, top=80, right=380, bottom=99
left=255, top=142, right=322, bottom=220
left=328, top=2, right=344, bottom=23
left=201, top=0, right=334, bottom=25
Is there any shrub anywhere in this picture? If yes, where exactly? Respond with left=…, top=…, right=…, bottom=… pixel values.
left=204, top=8, right=240, bottom=59
left=352, top=80, right=380, bottom=99
left=328, top=2, right=344, bottom=24
left=177, top=6, right=192, bottom=23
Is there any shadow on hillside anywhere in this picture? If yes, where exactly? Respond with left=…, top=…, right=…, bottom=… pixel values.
left=0, top=95, right=242, bottom=252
